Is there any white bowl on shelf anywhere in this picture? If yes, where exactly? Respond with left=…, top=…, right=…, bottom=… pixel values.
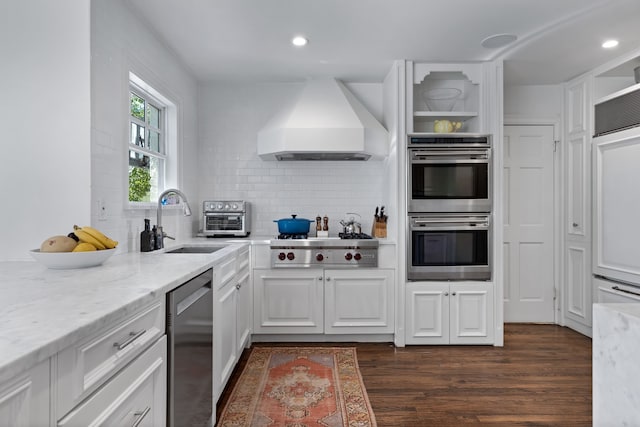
left=29, top=248, right=116, bottom=269
left=422, top=88, right=461, bottom=111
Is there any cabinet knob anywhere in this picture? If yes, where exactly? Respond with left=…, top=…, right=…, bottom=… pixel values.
left=236, top=284, right=241, bottom=290
left=452, top=291, right=457, bottom=296
left=326, top=277, right=331, bottom=281
left=444, top=292, right=449, bottom=296
left=318, top=277, right=323, bottom=281
left=572, top=222, right=579, bottom=227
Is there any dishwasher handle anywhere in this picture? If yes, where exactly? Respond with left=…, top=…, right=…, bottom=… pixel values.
left=176, top=282, right=211, bottom=316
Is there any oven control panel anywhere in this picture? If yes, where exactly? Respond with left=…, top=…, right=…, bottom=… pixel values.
left=271, top=248, right=378, bottom=268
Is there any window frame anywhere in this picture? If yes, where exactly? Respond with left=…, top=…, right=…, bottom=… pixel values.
left=126, top=72, right=178, bottom=209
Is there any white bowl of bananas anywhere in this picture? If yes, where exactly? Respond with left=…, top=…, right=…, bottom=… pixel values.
left=30, top=225, right=118, bottom=269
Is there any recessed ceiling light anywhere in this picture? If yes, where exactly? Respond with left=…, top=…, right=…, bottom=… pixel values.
left=481, top=33, right=518, bottom=49
left=602, top=39, right=619, bottom=49
left=292, top=36, right=308, bottom=47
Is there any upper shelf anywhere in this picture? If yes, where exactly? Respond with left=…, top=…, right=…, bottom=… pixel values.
left=414, top=111, right=478, bottom=121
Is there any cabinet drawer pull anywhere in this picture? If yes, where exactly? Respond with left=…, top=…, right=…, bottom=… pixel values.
left=114, top=329, right=146, bottom=351
left=132, top=406, right=151, bottom=427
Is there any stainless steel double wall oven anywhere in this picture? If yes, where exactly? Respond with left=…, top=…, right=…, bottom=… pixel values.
left=407, top=134, right=492, bottom=281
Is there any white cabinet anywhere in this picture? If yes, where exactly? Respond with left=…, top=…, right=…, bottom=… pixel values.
left=0, top=358, right=50, bottom=427
left=253, top=268, right=324, bottom=334
left=214, top=266, right=238, bottom=402
left=406, top=282, right=494, bottom=345
left=58, top=336, right=166, bottom=427
left=324, top=269, right=394, bottom=334
left=563, top=76, right=593, bottom=335
left=56, top=301, right=165, bottom=416
left=253, top=267, right=395, bottom=335
left=213, top=247, right=252, bottom=402
left=235, top=268, right=252, bottom=354
left=54, top=300, right=167, bottom=426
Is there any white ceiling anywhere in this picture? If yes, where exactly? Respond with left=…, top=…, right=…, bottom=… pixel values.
left=124, top=0, right=640, bottom=85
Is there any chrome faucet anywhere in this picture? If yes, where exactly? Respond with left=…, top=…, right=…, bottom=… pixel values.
left=156, top=188, right=192, bottom=248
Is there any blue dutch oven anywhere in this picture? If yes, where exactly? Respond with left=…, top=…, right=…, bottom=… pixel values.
left=274, top=215, right=314, bottom=234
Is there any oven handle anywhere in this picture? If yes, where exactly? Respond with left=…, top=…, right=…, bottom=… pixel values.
left=204, top=212, right=243, bottom=216
left=412, top=150, right=489, bottom=159
left=411, top=218, right=490, bottom=229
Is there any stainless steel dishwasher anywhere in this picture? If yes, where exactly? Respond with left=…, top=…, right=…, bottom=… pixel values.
left=167, top=269, right=213, bottom=427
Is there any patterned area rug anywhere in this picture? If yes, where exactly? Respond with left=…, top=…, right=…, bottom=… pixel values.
left=217, top=347, right=377, bottom=427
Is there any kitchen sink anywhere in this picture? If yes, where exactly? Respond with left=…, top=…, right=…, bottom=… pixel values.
left=165, top=246, right=225, bottom=254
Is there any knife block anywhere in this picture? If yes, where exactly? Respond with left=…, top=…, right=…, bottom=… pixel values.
left=372, top=218, right=387, bottom=238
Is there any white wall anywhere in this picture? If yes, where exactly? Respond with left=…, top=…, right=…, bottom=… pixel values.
left=197, top=81, right=388, bottom=237
left=91, top=0, right=199, bottom=252
left=0, top=0, right=91, bottom=260
left=504, top=84, right=562, bottom=119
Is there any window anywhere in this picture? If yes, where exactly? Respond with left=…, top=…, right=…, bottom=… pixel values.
left=127, top=73, right=177, bottom=204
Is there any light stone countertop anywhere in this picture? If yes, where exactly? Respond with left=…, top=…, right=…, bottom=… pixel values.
left=593, top=303, right=640, bottom=425
left=0, top=240, right=249, bottom=384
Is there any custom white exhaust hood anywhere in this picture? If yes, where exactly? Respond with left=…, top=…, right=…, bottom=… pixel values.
left=257, top=79, right=389, bottom=161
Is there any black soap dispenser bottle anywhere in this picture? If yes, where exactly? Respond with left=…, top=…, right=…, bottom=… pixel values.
left=140, top=219, right=154, bottom=252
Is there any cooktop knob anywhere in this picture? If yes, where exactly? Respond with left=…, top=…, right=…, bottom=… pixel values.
left=345, top=253, right=353, bottom=261
left=224, top=204, right=230, bottom=210
left=232, top=203, right=238, bottom=210
left=287, top=252, right=295, bottom=261
left=354, top=253, right=362, bottom=261
left=316, top=253, right=324, bottom=261
left=216, top=203, right=223, bottom=210
left=278, top=252, right=286, bottom=261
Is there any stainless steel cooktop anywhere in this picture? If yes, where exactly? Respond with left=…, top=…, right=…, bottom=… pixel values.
left=270, top=237, right=379, bottom=268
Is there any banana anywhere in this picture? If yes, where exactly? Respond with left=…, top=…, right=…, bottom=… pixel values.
left=73, top=225, right=118, bottom=249
left=78, top=225, right=119, bottom=249
left=73, top=242, right=98, bottom=252
left=72, top=226, right=107, bottom=250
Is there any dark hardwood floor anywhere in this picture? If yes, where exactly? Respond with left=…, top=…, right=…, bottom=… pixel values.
left=217, top=324, right=592, bottom=426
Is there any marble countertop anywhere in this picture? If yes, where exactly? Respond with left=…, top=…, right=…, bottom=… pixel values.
left=593, top=303, right=640, bottom=425
left=0, top=239, right=249, bottom=383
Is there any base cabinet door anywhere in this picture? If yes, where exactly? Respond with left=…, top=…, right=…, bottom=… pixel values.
left=58, top=336, right=166, bottom=427
left=253, top=269, right=323, bottom=334
left=449, top=283, right=494, bottom=344
left=236, top=268, right=252, bottom=353
left=406, top=283, right=449, bottom=344
left=406, top=282, right=493, bottom=344
left=214, top=279, right=237, bottom=402
left=0, top=358, right=50, bottom=427
left=324, top=269, right=395, bottom=334
left=564, top=242, right=592, bottom=335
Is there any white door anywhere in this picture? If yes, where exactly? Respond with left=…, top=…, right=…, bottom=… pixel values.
left=450, top=283, right=494, bottom=344
left=405, top=282, right=449, bottom=345
left=324, top=269, right=394, bottom=334
left=253, top=269, right=324, bottom=334
left=503, top=125, right=555, bottom=322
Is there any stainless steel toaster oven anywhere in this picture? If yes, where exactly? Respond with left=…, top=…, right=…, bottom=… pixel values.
left=201, top=200, right=250, bottom=237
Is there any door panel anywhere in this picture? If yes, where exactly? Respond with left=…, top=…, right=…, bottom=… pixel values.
left=324, top=269, right=394, bottom=334
left=405, top=283, right=448, bottom=345
left=450, top=283, right=494, bottom=344
left=503, top=125, right=555, bottom=322
left=253, top=269, right=323, bottom=334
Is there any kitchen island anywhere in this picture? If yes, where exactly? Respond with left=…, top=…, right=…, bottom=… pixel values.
left=593, top=303, right=640, bottom=425
left=0, top=240, right=248, bottom=384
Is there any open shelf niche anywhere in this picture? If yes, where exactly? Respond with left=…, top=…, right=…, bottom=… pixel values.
left=411, top=67, right=481, bottom=134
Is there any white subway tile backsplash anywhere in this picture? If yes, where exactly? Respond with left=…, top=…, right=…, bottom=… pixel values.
left=196, top=81, right=391, bottom=237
